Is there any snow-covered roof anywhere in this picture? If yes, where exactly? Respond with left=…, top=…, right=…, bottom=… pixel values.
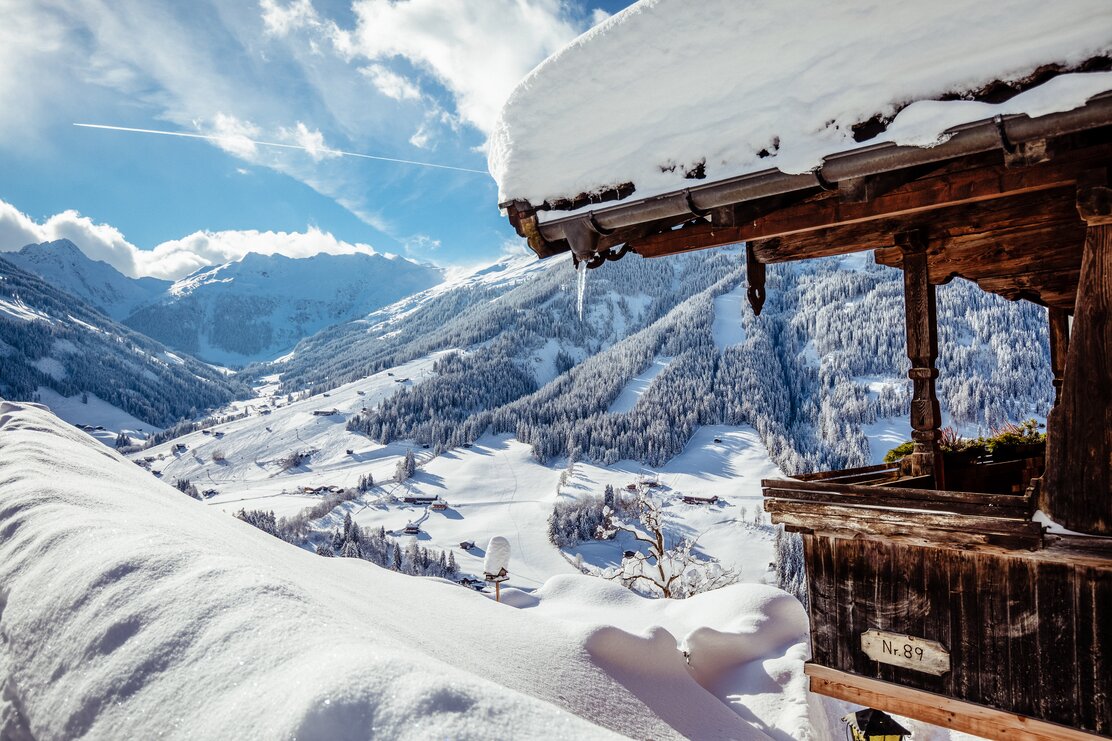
left=489, top=0, right=1112, bottom=213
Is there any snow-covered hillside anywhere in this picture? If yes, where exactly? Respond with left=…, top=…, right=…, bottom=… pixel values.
left=131, top=245, right=1051, bottom=604
left=0, top=400, right=826, bottom=740
left=135, top=349, right=784, bottom=590
left=0, top=256, right=246, bottom=429
left=294, top=247, right=1051, bottom=477
left=4, top=240, right=169, bottom=319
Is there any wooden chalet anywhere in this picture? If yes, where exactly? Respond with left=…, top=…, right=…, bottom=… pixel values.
left=680, top=494, right=719, bottom=505
left=493, top=10, right=1112, bottom=738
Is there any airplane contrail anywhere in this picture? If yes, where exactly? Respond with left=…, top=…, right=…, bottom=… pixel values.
left=73, top=122, right=489, bottom=175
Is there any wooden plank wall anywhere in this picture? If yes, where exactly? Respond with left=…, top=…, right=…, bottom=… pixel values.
left=804, top=535, right=1112, bottom=735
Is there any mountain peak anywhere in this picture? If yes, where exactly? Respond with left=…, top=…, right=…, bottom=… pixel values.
left=18, top=238, right=86, bottom=261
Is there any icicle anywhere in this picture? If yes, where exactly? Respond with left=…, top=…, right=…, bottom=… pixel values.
left=576, top=259, right=588, bottom=321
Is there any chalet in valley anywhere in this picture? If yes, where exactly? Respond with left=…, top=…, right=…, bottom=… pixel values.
left=492, top=2, right=1111, bottom=737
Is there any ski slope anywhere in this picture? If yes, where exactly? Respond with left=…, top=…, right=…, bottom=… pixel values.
left=607, top=356, right=672, bottom=413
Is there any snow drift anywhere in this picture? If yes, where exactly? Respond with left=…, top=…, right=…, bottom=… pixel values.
left=0, top=401, right=814, bottom=740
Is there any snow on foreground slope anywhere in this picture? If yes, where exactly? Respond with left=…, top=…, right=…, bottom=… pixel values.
left=0, top=401, right=820, bottom=740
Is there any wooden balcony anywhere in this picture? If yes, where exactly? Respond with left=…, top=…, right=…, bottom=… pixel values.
left=762, top=466, right=1112, bottom=739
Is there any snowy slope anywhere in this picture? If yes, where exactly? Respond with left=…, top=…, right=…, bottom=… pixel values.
left=134, top=328, right=785, bottom=595
left=0, top=400, right=820, bottom=740
left=4, top=240, right=169, bottom=320
left=34, top=387, right=161, bottom=445
left=139, top=353, right=450, bottom=517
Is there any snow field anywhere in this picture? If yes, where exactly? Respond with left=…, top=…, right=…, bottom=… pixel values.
left=0, top=401, right=818, bottom=740
left=36, top=387, right=161, bottom=445
left=135, top=353, right=451, bottom=517
left=562, top=425, right=784, bottom=586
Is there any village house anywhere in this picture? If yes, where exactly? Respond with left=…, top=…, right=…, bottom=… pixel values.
left=491, top=4, right=1111, bottom=738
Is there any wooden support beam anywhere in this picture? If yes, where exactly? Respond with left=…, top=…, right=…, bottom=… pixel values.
left=628, top=144, right=1111, bottom=260
left=1048, top=307, right=1071, bottom=406
left=805, top=664, right=1107, bottom=741
left=745, top=243, right=766, bottom=315
left=1043, top=176, right=1112, bottom=535
left=899, top=231, right=944, bottom=485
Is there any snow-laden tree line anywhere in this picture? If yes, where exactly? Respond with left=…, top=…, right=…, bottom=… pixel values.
left=0, top=258, right=248, bottom=427
left=234, top=508, right=461, bottom=580
left=125, top=294, right=278, bottom=358
left=305, top=248, right=1051, bottom=477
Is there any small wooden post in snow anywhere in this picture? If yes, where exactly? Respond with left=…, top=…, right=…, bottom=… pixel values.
left=483, top=536, right=511, bottom=602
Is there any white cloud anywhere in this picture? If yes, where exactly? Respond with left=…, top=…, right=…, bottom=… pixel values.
left=0, top=199, right=141, bottom=275
left=360, top=64, right=421, bottom=101
left=201, top=113, right=263, bottom=159
left=280, top=121, right=340, bottom=161
left=260, top=0, right=322, bottom=36
left=0, top=197, right=379, bottom=280
left=408, top=125, right=432, bottom=149
left=336, top=0, right=589, bottom=135
left=141, top=226, right=377, bottom=278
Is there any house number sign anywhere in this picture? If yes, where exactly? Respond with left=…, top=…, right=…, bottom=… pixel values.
left=860, top=629, right=950, bottom=675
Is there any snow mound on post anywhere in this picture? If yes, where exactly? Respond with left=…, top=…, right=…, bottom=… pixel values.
left=0, top=402, right=814, bottom=740
left=489, top=0, right=1112, bottom=207
left=483, top=535, right=511, bottom=575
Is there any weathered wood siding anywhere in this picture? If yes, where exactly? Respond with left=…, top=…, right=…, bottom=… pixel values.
left=803, top=534, right=1112, bottom=735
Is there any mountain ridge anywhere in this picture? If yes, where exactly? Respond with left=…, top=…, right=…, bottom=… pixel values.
left=5, top=239, right=445, bottom=366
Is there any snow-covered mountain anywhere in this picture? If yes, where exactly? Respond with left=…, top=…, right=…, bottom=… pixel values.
left=0, top=256, right=247, bottom=431
left=123, top=251, right=443, bottom=366
left=5, top=239, right=170, bottom=319
left=5, top=240, right=445, bottom=366
left=127, top=244, right=1051, bottom=603
left=273, top=247, right=1051, bottom=475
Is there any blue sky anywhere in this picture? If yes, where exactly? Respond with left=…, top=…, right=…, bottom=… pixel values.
left=0, top=0, right=633, bottom=278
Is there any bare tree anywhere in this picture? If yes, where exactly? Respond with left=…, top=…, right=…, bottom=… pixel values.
left=597, top=493, right=736, bottom=599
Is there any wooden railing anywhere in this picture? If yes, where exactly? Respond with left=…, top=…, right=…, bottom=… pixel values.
left=762, top=470, right=1042, bottom=551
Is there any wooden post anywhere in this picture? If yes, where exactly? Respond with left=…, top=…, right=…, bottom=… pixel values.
left=1048, top=308, right=1070, bottom=406
left=897, top=230, right=944, bottom=487
left=746, top=243, right=767, bottom=315
left=495, top=580, right=501, bottom=602
left=1043, top=177, right=1112, bottom=535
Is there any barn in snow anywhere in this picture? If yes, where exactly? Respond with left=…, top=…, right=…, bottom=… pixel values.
left=490, top=1, right=1112, bottom=738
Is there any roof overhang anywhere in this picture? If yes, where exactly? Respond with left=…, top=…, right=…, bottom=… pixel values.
left=503, top=92, right=1112, bottom=268
left=501, top=93, right=1112, bottom=312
